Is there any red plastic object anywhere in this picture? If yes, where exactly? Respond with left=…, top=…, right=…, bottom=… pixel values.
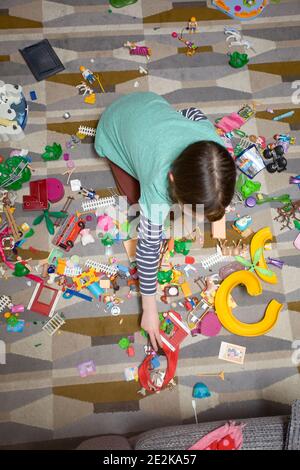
left=127, top=345, right=135, bottom=357
left=46, top=177, right=65, bottom=203
left=138, top=311, right=190, bottom=394
left=185, top=255, right=195, bottom=264
left=23, top=179, right=48, bottom=210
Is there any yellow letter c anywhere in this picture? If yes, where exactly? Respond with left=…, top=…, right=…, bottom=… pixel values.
left=215, top=270, right=283, bottom=337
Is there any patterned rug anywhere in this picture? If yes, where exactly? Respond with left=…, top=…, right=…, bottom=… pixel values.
left=0, top=0, right=300, bottom=448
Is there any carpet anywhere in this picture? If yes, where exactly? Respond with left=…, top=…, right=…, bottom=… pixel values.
left=0, top=0, right=300, bottom=447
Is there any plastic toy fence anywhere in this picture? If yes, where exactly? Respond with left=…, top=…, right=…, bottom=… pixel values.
left=77, top=126, right=96, bottom=137
left=0, top=295, right=12, bottom=313
left=42, top=312, right=65, bottom=336
left=85, top=259, right=118, bottom=276
left=200, top=246, right=230, bottom=269
left=81, top=195, right=116, bottom=212
left=64, top=265, right=82, bottom=276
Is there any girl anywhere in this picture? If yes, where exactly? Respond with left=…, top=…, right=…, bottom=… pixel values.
left=95, top=92, right=236, bottom=350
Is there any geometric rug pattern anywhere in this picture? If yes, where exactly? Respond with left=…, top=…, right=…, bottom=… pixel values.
left=0, top=0, right=300, bottom=447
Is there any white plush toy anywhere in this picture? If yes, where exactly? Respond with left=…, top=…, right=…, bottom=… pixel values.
left=0, top=81, right=25, bottom=142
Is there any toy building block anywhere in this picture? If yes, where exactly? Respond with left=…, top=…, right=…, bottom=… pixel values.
left=42, top=312, right=65, bottom=336
left=211, top=215, right=226, bottom=240
left=180, top=281, right=192, bottom=298
left=23, top=179, right=48, bottom=211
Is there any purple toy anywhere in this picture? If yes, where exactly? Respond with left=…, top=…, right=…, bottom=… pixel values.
left=245, top=196, right=257, bottom=207
left=77, top=360, right=96, bottom=378
left=267, top=257, right=284, bottom=269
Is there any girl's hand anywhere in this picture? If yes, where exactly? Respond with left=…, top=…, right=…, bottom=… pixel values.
left=141, top=295, right=163, bottom=351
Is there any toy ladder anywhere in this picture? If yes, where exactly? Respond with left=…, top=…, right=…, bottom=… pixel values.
left=3, top=204, right=22, bottom=241
left=42, top=312, right=65, bottom=336
left=54, top=196, right=74, bottom=227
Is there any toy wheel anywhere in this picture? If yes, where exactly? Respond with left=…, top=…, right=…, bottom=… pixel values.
left=263, top=148, right=273, bottom=159
left=78, top=221, right=85, bottom=229
left=275, top=145, right=284, bottom=156
left=66, top=240, right=74, bottom=248
left=277, top=157, right=287, bottom=172
left=266, top=162, right=278, bottom=173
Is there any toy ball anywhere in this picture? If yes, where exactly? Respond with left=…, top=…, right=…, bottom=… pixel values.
left=200, top=311, right=222, bottom=337
left=171, top=32, right=178, bottom=38
left=192, top=382, right=211, bottom=399
left=46, top=177, right=65, bottom=203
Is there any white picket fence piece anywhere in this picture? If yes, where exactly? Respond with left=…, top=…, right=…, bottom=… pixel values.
left=0, top=295, right=12, bottom=313
left=81, top=196, right=116, bottom=212
left=200, top=246, right=230, bottom=269
left=77, top=126, right=96, bottom=137
left=85, top=260, right=118, bottom=276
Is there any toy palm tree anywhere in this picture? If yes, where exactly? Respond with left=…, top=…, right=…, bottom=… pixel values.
left=33, top=204, right=67, bottom=235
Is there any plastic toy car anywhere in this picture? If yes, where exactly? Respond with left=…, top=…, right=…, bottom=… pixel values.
left=263, top=144, right=287, bottom=173
left=53, top=214, right=85, bottom=251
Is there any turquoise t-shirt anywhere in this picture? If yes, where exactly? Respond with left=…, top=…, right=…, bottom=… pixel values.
left=95, top=92, right=224, bottom=224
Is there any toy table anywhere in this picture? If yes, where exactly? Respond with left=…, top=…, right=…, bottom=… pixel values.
left=213, top=0, right=268, bottom=20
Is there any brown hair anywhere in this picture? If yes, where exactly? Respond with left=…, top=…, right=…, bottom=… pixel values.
left=169, top=141, right=236, bottom=222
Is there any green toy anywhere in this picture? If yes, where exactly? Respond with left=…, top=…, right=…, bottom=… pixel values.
left=33, top=204, right=67, bottom=235
left=12, top=262, right=30, bottom=277
left=235, top=248, right=274, bottom=278
left=118, top=337, right=131, bottom=350
left=0, top=156, right=31, bottom=190
left=101, top=233, right=114, bottom=247
left=240, top=178, right=261, bottom=199
left=294, top=220, right=300, bottom=230
left=41, top=143, right=63, bottom=161
left=109, top=0, right=137, bottom=8
left=174, top=239, right=192, bottom=256
left=256, top=194, right=292, bottom=206
left=229, top=51, right=249, bottom=69
left=157, top=270, right=173, bottom=285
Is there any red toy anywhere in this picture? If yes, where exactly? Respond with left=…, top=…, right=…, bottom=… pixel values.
left=52, top=213, right=85, bottom=251
left=23, top=179, right=48, bottom=210
left=138, top=311, right=190, bottom=394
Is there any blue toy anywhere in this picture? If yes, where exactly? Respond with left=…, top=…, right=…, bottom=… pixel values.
left=192, top=382, right=211, bottom=399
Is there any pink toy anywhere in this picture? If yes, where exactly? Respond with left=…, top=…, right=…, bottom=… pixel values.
left=188, top=421, right=245, bottom=450
left=46, top=178, right=65, bottom=203
left=77, top=360, right=96, bottom=378
left=97, top=214, right=114, bottom=232
left=215, top=113, right=245, bottom=133
left=80, top=228, right=95, bottom=246
left=294, top=233, right=300, bottom=250
left=200, top=311, right=222, bottom=337
left=124, top=41, right=151, bottom=59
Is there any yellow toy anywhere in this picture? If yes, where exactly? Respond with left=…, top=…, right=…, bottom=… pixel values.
left=215, top=226, right=283, bottom=336
left=250, top=226, right=277, bottom=284
left=73, top=268, right=98, bottom=291
left=215, top=270, right=283, bottom=337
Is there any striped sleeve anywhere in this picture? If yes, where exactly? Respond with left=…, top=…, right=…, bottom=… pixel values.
left=136, top=213, right=163, bottom=296
left=179, top=107, right=207, bottom=121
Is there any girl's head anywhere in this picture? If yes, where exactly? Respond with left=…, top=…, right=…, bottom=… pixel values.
left=169, top=141, right=236, bottom=222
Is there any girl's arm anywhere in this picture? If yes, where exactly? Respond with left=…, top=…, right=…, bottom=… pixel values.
left=136, top=213, right=163, bottom=351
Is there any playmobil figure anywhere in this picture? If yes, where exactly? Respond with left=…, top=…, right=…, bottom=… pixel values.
left=79, top=66, right=96, bottom=84
left=123, top=41, right=152, bottom=60
left=187, top=17, right=198, bottom=33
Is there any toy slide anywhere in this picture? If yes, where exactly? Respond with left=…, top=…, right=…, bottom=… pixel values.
left=215, top=270, right=283, bottom=337
left=250, top=226, right=277, bottom=284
